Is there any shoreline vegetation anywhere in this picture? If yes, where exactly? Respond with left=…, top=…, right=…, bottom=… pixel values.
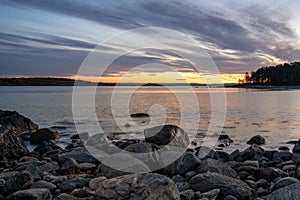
left=0, top=110, right=299, bottom=199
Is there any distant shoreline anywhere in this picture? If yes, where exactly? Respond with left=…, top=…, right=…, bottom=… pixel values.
left=225, top=84, right=300, bottom=90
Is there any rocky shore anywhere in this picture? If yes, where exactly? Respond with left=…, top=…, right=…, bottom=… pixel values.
left=0, top=110, right=300, bottom=200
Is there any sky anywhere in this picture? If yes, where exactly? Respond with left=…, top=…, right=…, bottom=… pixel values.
left=1, top=0, right=300, bottom=83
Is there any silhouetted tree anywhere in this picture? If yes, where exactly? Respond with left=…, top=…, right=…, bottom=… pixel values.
left=239, top=62, right=300, bottom=85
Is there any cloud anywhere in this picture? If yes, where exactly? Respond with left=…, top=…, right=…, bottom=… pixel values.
left=1, top=0, right=300, bottom=77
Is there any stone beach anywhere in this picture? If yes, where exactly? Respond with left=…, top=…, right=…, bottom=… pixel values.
left=0, top=110, right=300, bottom=200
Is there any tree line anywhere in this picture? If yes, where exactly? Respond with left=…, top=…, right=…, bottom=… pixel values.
left=239, top=62, right=300, bottom=85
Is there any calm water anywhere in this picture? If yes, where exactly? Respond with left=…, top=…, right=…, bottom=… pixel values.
left=0, top=86, right=299, bottom=152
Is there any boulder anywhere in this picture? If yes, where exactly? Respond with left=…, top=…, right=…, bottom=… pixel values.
left=196, top=158, right=238, bottom=178
left=194, top=189, right=220, bottom=200
left=271, top=177, right=300, bottom=192
left=273, top=151, right=292, bottom=161
left=0, top=171, right=34, bottom=195
left=0, top=110, right=38, bottom=134
left=89, top=176, right=107, bottom=190
left=95, top=173, right=180, bottom=200
left=30, top=128, right=59, bottom=144
left=292, top=153, right=300, bottom=164
left=246, top=135, right=266, bottom=145
left=0, top=126, right=29, bottom=161
left=176, top=152, right=200, bottom=176
left=8, top=188, right=52, bottom=200
left=265, top=183, right=300, bottom=200
left=189, top=172, right=252, bottom=200
left=144, top=125, right=189, bottom=148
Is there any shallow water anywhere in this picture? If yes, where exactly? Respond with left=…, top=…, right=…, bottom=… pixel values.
left=0, top=86, right=299, bottom=152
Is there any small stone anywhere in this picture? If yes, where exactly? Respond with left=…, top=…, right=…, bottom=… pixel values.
left=185, top=171, right=197, bottom=181
left=242, top=160, right=259, bottom=168
left=8, top=188, right=52, bottom=200
left=256, top=179, right=269, bottom=189
left=59, top=177, right=90, bottom=193
left=176, top=182, right=190, bottom=192
left=282, top=164, right=297, bottom=172
left=224, top=195, right=238, bottom=200
left=273, top=151, right=292, bottom=161
left=278, top=146, right=290, bottom=151
left=257, top=187, right=269, bottom=197
left=71, top=188, right=90, bottom=198
left=172, top=174, right=185, bottom=182
left=241, top=144, right=264, bottom=160
left=247, top=135, right=265, bottom=145
left=61, top=158, right=79, bottom=175
left=176, top=152, right=201, bottom=176
left=180, top=189, right=194, bottom=200
left=271, top=177, right=300, bottom=192
left=31, top=180, right=56, bottom=192
left=78, top=163, right=97, bottom=172
left=194, top=188, right=220, bottom=200
left=89, top=176, right=107, bottom=190
left=245, top=180, right=257, bottom=190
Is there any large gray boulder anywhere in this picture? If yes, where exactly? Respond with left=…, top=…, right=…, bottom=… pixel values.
left=196, top=158, right=238, bottom=178
left=56, top=147, right=98, bottom=164
left=189, top=172, right=252, bottom=200
left=144, top=125, right=189, bottom=148
left=265, top=183, right=300, bottom=200
left=0, top=110, right=38, bottom=134
left=95, top=173, right=180, bottom=200
left=0, top=126, right=29, bottom=161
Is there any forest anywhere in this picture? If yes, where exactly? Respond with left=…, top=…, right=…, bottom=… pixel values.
left=239, top=62, right=300, bottom=85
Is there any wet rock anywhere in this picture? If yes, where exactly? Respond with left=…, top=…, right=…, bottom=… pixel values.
left=215, top=151, right=231, bottom=162
left=8, top=188, right=51, bottom=200
left=31, top=180, right=56, bottom=192
left=180, top=189, right=194, bottom=200
left=271, top=177, right=300, bottom=192
left=194, top=189, right=220, bottom=200
left=245, top=180, right=257, bottom=190
left=30, top=128, right=59, bottom=144
left=124, top=142, right=160, bottom=164
left=264, top=183, right=300, bottom=200
left=37, top=162, right=59, bottom=174
left=0, top=110, right=38, bottom=134
left=144, top=125, right=189, bottom=148
left=95, top=173, right=180, bottom=200
left=0, top=126, right=29, bottom=161
left=189, top=172, right=252, bottom=200
left=176, top=152, right=200, bottom=176
left=71, top=188, right=90, bottom=198
left=58, top=177, right=90, bottom=193
left=292, top=142, right=300, bottom=153
left=0, top=171, right=34, bottom=195
left=241, top=160, right=259, bottom=168
left=43, top=175, right=68, bottom=185
left=241, top=144, right=264, bottom=160
left=218, top=135, right=233, bottom=143
left=246, top=135, right=265, bottom=145
left=196, top=158, right=238, bottom=178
